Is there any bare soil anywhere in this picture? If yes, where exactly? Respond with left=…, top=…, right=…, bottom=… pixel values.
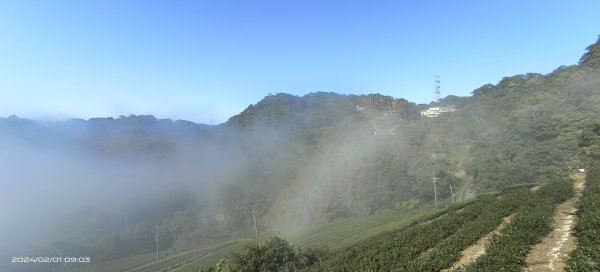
left=442, top=214, right=515, bottom=271
left=421, top=213, right=447, bottom=225
left=523, top=173, right=586, bottom=272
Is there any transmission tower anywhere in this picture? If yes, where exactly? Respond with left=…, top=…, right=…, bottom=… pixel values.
left=434, top=75, right=441, bottom=101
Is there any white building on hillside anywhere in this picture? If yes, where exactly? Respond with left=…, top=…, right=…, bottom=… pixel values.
left=355, top=105, right=367, bottom=112
left=420, top=106, right=456, bottom=118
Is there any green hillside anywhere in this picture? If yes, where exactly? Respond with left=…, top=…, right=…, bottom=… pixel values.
left=203, top=178, right=574, bottom=271
left=184, top=36, right=600, bottom=272
left=171, top=208, right=442, bottom=272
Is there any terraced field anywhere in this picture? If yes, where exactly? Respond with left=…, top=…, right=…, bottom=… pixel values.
left=306, top=179, right=573, bottom=271
left=566, top=166, right=600, bottom=271
left=462, top=179, right=573, bottom=271
left=167, top=179, right=576, bottom=272
left=80, top=205, right=447, bottom=272
left=81, top=175, right=585, bottom=272
left=282, top=208, right=445, bottom=251
left=169, top=207, right=446, bottom=272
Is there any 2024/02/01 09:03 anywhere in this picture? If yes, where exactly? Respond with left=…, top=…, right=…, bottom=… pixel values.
left=12, top=256, right=91, bottom=263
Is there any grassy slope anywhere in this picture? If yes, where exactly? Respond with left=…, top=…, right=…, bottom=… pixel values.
left=60, top=202, right=461, bottom=272
left=282, top=208, right=442, bottom=251
left=169, top=207, right=448, bottom=271
left=60, top=241, right=248, bottom=272
left=62, top=184, right=569, bottom=272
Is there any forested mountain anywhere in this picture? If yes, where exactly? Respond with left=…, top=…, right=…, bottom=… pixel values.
left=2, top=37, right=599, bottom=272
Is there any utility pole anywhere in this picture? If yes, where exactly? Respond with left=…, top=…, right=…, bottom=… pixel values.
left=450, top=183, right=455, bottom=203
left=251, top=203, right=258, bottom=238
left=432, top=172, right=439, bottom=207
left=155, top=222, right=159, bottom=261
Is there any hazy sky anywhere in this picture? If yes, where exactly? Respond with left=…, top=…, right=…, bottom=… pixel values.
left=0, top=0, right=598, bottom=124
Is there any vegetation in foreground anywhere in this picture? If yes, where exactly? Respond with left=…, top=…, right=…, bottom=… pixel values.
left=463, top=179, right=573, bottom=271
left=566, top=163, right=600, bottom=271
left=164, top=208, right=442, bottom=272
left=565, top=122, right=600, bottom=271
left=195, top=180, right=573, bottom=271
left=198, top=236, right=327, bottom=272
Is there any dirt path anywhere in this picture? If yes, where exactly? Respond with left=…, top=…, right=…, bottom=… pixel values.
left=443, top=214, right=515, bottom=271
left=523, top=173, right=586, bottom=272
left=421, top=213, right=447, bottom=225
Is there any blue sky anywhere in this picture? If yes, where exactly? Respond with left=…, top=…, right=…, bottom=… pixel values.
left=0, top=1, right=598, bottom=124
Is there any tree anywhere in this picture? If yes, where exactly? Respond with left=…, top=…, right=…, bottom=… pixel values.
left=578, top=122, right=600, bottom=161
left=213, top=236, right=325, bottom=272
